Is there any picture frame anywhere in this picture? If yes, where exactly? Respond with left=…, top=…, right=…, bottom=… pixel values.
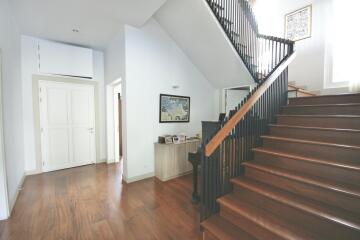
left=285, top=5, right=312, bottom=41
left=159, top=94, right=190, bottom=123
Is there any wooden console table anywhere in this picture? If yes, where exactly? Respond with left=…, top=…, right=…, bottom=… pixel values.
left=155, top=139, right=201, bottom=182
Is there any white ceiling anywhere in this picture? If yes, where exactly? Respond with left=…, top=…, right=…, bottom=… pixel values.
left=10, top=0, right=166, bottom=49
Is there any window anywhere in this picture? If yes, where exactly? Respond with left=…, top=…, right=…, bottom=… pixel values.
left=326, top=0, right=360, bottom=87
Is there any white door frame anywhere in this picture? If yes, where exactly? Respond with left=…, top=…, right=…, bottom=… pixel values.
left=0, top=50, right=10, bottom=219
left=39, top=80, right=96, bottom=172
left=106, top=78, right=125, bottom=164
left=113, top=84, right=122, bottom=163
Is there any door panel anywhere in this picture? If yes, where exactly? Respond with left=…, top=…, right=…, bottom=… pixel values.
left=72, top=128, right=92, bottom=165
left=47, top=128, right=70, bottom=169
left=70, top=87, right=95, bottom=165
left=71, top=89, right=92, bottom=125
left=40, top=81, right=96, bottom=172
left=47, top=88, right=68, bottom=125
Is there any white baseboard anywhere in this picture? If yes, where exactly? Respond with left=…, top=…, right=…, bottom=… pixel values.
left=25, top=169, right=42, bottom=176
left=106, top=159, right=115, bottom=164
left=97, top=158, right=107, bottom=164
left=123, top=172, right=154, bottom=183
left=9, top=173, right=26, bottom=214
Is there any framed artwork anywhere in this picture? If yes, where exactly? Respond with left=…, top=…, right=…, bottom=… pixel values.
left=159, top=94, right=190, bottom=123
left=285, top=5, right=312, bottom=41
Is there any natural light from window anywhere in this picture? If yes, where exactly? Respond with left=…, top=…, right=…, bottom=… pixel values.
left=332, top=0, right=360, bottom=87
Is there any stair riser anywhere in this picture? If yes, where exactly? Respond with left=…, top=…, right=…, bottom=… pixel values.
left=282, top=105, right=360, bottom=115
left=244, top=167, right=360, bottom=214
left=263, top=138, right=360, bottom=163
left=277, top=116, right=360, bottom=130
left=289, top=95, right=360, bottom=105
left=269, top=126, right=360, bottom=146
left=254, top=151, right=360, bottom=186
left=219, top=207, right=284, bottom=240
left=233, top=187, right=359, bottom=240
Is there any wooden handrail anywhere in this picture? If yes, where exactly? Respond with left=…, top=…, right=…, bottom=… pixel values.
left=205, top=52, right=297, bottom=157
left=258, top=34, right=294, bottom=45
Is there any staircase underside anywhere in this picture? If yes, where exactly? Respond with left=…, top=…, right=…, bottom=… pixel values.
left=155, top=0, right=253, bottom=88
left=202, top=93, right=360, bottom=240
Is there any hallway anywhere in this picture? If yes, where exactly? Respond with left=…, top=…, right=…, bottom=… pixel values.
left=0, top=164, right=202, bottom=240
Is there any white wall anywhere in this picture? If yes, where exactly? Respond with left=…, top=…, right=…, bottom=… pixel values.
left=0, top=0, right=24, bottom=219
left=104, top=27, right=127, bottom=164
left=21, top=36, right=107, bottom=174
left=105, top=27, right=126, bottom=85
left=254, top=0, right=335, bottom=93
left=0, top=51, right=9, bottom=220
left=123, top=19, right=217, bottom=181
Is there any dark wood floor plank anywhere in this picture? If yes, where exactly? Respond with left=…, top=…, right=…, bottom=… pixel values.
left=0, top=163, right=202, bottom=240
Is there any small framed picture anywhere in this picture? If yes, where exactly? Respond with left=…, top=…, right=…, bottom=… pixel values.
left=285, top=5, right=312, bottom=41
left=159, top=94, right=190, bottom=123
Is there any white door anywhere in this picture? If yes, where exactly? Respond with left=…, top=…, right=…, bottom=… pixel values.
left=39, top=81, right=96, bottom=172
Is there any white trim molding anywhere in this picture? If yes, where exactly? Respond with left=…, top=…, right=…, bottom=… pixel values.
left=123, top=172, right=154, bottom=184
left=9, top=173, right=26, bottom=214
left=0, top=50, right=10, bottom=220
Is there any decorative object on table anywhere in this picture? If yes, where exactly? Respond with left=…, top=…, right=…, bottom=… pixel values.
left=187, top=136, right=200, bottom=141
left=158, top=135, right=173, bottom=144
left=159, top=94, right=190, bottom=123
left=172, top=135, right=186, bottom=144
left=285, top=5, right=312, bottom=41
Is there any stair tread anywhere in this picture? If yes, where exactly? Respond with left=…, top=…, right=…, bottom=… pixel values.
left=278, top=114, right=360, bottom=118
left=283, top=103, right=360, bottom=108
left=269, top=124, right=360, bottom=133
left=243, top=161, right=360, bottom=198
left=290, top=93, right=360, bottom=100
left=201, top=214, right=257, bottom=240
left=231, top=176, right=360, bottom=231
left=253, top=147, right=360, bottom=171
left=261, top=135, right=360, bottom=150
left=218, top=193, right=324, bottom=240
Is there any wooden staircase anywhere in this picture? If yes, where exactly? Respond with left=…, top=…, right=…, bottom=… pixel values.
left=201, top=93, right=360, bottom=239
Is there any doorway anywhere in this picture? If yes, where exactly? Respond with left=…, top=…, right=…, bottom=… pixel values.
left=106, top=79, right=124, bottom=165
left=223, top=85, right=251, bottom=115
left=113, top=83, right=122, bottom=163
left=117, top=93, right=123, bottom=159
left=39, top=81, right=96, bottom=172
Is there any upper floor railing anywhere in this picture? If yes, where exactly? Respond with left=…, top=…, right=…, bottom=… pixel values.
left=206, top=0, right=294, bottom=83
left=200, top=0, right=296, bottom=221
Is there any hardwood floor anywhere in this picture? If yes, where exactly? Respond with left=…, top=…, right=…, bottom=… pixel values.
left=0, top=163, right=202, bottom=240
